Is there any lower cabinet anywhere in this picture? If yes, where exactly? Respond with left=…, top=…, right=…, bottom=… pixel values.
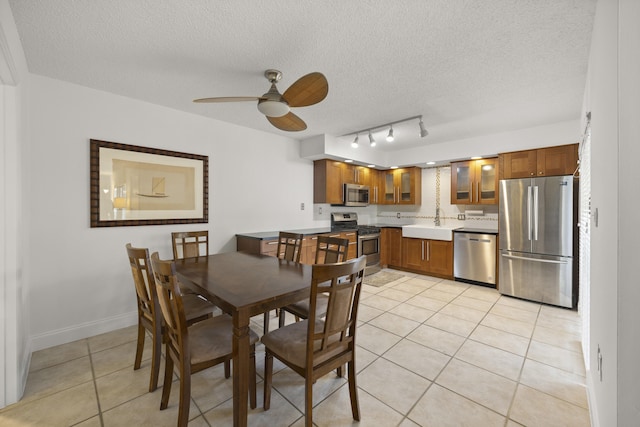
left=380, top=229, right=453, bottom=279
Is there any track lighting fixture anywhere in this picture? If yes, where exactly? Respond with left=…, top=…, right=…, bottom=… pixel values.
left=419, top=118, right=429, bottom=138
left=386, top=125, right=394, bottom=142
left=343, top=115, right=427, bottom=148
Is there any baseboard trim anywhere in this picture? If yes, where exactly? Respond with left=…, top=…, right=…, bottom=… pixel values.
left=30, top=311, right=137, bottom=352
left=586, top=368, right=599, bottom=427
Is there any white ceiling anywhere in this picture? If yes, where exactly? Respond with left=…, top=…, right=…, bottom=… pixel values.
left=8, top=0, right=597, bottom=151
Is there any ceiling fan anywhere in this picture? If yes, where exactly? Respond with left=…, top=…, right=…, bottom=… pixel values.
left=193, top=69, right=328, bottom=132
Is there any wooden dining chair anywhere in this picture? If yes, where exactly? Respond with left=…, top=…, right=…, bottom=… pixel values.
left=171, top=230, right=209, bottom=259
left=278, top=235, right=349, bottom=328
left=150, top=252, right=259, bottom=427
left=263, top=231, right=304, bottom=335
left=125, top=243, right=220, bottom=392
left=262, top=256, right=367, bottom=427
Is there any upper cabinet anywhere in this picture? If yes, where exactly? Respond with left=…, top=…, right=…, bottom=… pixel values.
left=342, top=164, right=372, bottom=186
left=499, top=144, right=578, bottom=179
left=381, top=167, right=422, bottom=205
left=450, top=158, right=499, bottom=205
left=314, top=159, right=344, bottom=204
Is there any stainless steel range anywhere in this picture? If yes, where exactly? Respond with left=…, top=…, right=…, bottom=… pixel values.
left=331, top=212, right=381, bottom=267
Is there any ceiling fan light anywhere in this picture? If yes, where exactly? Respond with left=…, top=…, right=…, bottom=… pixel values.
left=257, top=100, right=290, bottom=117
left=386, top=126, right=394, bottom=142
left=368, top=131, right=376, bottom=147
left=351, top=135, right=359, bottom=148
left=419, top=119, right=429, bottom=138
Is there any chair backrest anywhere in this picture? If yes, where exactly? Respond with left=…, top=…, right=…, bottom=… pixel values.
left=306, top=256, right=367, bottom=366
left=315, top=235, right=349, bottom=264
left=277, top=231, right=303, bottom=262
left=150, top=252, right=188, bottom=361
left=126, top=243, right=158, bottom=325
left=172, top=231, right=209, bottom=259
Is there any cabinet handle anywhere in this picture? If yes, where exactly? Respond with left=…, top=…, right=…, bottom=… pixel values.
left=267, top=241, right=278, bottom=246
left=476, top=182, right=480, bottom=203
left=421, top=241, right=425, bottom=260
left=470, top=183, right=473, bottom=203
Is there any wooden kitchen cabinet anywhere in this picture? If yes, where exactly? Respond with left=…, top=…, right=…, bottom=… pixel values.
left=381, top=167, right=422, bottom=205
left=343, top=164, right=372, bottom=186
left=369, top=169, right=382, bottom=204
left=381, top=227, right=402, bottom=267
left=314, top=159, right=345, bottom=204
left=500, top=144, right=578, bottom=179
left=451, top=157, right=499, bottom=205
left=401, top=237, right=453, bottom=278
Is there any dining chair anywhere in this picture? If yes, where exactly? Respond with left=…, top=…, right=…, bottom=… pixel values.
left=171, top=230, right=209, bottom=259
left=263, top=231, right=304, bottom=335
left=278, top=235, right=349, bottom=328
left=262, top=255, right=367, bottom=427
left=125, top=243, right=220, bottom=392
left=150, top=252, right=258, bottom=427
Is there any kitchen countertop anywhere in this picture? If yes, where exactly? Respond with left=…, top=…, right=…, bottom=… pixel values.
left=453, top=228, right=499, bottom=234
left=236, top=227, right=358, bottom=240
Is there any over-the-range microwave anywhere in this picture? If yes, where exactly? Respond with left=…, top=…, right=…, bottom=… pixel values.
left=342, top=183, right=370, bottom=207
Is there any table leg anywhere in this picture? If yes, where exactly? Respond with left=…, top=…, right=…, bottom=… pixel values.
left=232, top=308, right=250, bottom=427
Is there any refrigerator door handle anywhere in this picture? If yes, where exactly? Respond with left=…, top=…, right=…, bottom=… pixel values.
left=533, top=185, right=539, bottom=241
left=501, top=254, right=569, bottom=265
left=527, top=186, right=532, bottom=241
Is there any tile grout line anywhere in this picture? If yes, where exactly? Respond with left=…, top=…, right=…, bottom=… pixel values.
left=85, top=339, right=105, bottom=427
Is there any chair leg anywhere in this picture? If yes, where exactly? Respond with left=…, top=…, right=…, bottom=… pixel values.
left=149, top=321, right=162, bottom=392
left=224, top=359, right=231, bottom=379
left=263, top=351, right=273, bottom=410
left=263, top=312, right=270, bottom=335
left=249, top=345, right=257, bottom=410
left=134, top=321, right=145, bottom=370
left=177, top=361, right=191, bottom=427
left=278, top=310, right=286, bottom=328
left=347, top=360, right=360, bottom=421
left=160, top=349, right=174, bottom=410
left=304, top=376, right=313, bottom=427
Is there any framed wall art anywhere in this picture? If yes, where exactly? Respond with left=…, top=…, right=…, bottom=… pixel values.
left=90, top=139, right=208, bottom=227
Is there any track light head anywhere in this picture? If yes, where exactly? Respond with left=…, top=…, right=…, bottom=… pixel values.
left=386, top=126, right=394, bottom=142
left=368, top=130, right=376, bottom=147
left=419, top=119, right=428, bottom=138
left=351, top=134, right=359, bottom=148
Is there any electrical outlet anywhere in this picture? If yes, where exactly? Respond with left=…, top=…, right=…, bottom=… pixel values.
left=318, top=206, right=323, bottom=215
left=300, top=203, right=305, bottom=210
left=396, top=212, right=401, bottom=219
left=458, top=213, right=466, bottom=220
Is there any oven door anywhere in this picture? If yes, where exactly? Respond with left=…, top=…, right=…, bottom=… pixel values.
left=358, top=234, right=380, bottom=266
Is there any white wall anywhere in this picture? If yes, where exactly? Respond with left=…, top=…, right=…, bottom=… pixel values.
left=585, top=0, right=640, bottom=425
left=26, top=74, right=321, bottom=351
left=0, top=0, right=30, bottom=407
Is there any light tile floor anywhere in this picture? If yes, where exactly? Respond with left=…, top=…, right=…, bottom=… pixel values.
left=0, top=269, right=590, bottom=426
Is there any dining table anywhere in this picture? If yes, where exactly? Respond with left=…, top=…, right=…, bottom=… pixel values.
left=174, top=251, right=312, bottom=427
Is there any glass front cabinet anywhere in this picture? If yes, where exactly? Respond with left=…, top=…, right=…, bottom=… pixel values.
left=450, top=158, right=499, bottom=205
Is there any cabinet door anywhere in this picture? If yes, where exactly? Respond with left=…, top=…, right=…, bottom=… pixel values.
left=402, top=238, right=429, bottom=272
left=354, top=166, right=371, bottom=186
left=501, top=150, right=537, bottom=179
left=369, top=169, right=381, bottom=204
left=383, top=171, right=396, bottom=204
left=537, top=145, right=578, bottom=176
left=387, top=228, right=403, bottom=266
left=425, top=240, right=453, bottom=276
left=451, top=161, right=473, bottom=204
left=340, top=231, right=358, bottom=260
left=476, top=158, right=499, bottom=204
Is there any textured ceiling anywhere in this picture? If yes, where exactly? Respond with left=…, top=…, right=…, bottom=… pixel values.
left=8, top=0, right=597, bottom=151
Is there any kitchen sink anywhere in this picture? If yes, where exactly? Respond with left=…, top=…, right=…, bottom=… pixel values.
left=401, top=224, right=461, bottom=241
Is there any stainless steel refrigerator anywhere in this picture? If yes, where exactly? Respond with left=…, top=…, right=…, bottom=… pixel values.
left=498, top=175, right=577, bottom=308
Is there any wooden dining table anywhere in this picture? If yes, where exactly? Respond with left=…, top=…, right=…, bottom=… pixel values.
left=174, top=251, right=312, bottom=427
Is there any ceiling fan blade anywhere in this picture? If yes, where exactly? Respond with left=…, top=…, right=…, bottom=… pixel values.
left=267, top=112, right=307, bottom=132
left=193, top=96, right=263, bottom=103
left=282, top=72, right=328, bottom=108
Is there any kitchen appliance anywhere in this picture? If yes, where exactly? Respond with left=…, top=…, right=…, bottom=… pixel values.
left=498, top=175, right=578, bottom=308
left=453, top=229, right=497, bottom=287
left=331, top=212, right=380, bottom=267
left=342, top=183, right=370, bottom=207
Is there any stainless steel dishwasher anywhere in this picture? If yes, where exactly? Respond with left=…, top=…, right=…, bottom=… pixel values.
left=453, top=229, right=497, bottom=287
